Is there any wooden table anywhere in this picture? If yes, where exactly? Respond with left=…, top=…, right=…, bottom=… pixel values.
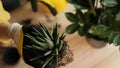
left=0, top=4, right=120, bottom=68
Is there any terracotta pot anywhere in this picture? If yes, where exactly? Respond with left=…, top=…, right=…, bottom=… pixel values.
left=86, top=37, right=107, bottom=48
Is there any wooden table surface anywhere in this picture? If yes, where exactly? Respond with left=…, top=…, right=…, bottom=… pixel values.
left=0, top=4, right=120, bottom=68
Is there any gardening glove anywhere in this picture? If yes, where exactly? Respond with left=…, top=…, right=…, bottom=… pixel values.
left=8, top=23, right=24, bottom=56
left=0, top=1, right=10, bottom=22
left=37, top=0, right=67, bottom=16
left=0, top=1, right=11, bottom=45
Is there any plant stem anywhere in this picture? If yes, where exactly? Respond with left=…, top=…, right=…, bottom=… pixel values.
left=88, top=0, right=96, bottom=16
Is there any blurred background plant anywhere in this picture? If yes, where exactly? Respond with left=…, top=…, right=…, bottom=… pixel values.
left=65, top=0, right=120, bottom=47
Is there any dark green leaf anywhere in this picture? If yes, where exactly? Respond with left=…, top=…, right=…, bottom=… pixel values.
left=42, top=55, right=54, bottom=68
left=58, top=41, right=63, bottom=51
left=101, top=0, right=118, bottom=7
left=68, top=0, right=95, bottom=9
left=66, top=24, right=80, bottom=34
left=108, top=32, right=116, bottom=44
left=55, top=49, right=59, bottom=64
left=30, top=54, right=45, bottom=61
left=25, top=34, right=49, bottom=49
left=44, top=50, right=52, bottom=56
left=67, top=0, right=75, bottom=3
left=65, top=12, right=79, bottom=24
left=74, top=4, right=87, bottom=9
left=36, top=37, right=46, bottom=42
left=89, top=25, right=111, bottom=38
left=115, top=11, right=120, bottom=21
left=33, top=27, right=45, bottom=38
left=78, top=26, right=87, bottom=36
left=59, top=33, right=66, bottom=40
left=52, top=24, right=58, bottom=41
left=113, top=35, right=120, bottom=46
left=40, top=24, right=53, bottom=40
left=44, top=38, right=54, bottom=49
left=76, top=10, right=89, bottom=24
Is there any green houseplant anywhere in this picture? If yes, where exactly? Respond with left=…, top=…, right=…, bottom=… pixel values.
left=65, top=0, right=120, bottom=48
left=22, top=24, right=73, bottom=68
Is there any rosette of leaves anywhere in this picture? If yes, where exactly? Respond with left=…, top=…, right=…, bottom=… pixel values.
left=22, top=24, right=73, bottom=68
left=65, top=0, right=120, bottom=46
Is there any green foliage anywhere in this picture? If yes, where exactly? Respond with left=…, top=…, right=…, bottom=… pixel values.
left=101, top=0, right=118, bottom=7
left=66, top=23, right=80, bottom=34
left=23, top=24, right=66, bottom=68
left=67, top=0, right=95, bottom=9
left=65, top=0, right=120, bottom=47
left=65, top=12, right=79, bottom=23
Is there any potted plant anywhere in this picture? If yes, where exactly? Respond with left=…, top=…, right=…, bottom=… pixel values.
left=65, top=0, right=120, bottom=48
left=21, top=24, right=73, bottom=68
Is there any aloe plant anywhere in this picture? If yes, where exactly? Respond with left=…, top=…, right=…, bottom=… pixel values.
left=22, top=24, right=73, bottom=68
left=65, top=0, right=120, bottom=46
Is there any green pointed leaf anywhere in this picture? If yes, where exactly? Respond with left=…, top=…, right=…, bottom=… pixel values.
left=40, top=24, right=53, bottom=40
left=52, top=24, right=59, bottom=41
left=25, top=34, right=49, bottom=49
left=37, top=37, right=46, bottom=42
left=59, top=33, right=66, bottom=40
left=32, top=45, right=47, bottom=51
left=44, top=38, right=54, bottom=49
left=25, top=45, right=47, bottom=51
left=30, top=54, right=45, bottom=61
left=65, top=12, right=79, bottom=23
left=42, top=55, right=54, bottom=68
left=55, top=49, right=59, bottom=65
left=33, top=27, right=45, bottom=38
left=44, top=50, right=52, bottom=56
left=66, top=24, right=80, bottom=34
left=58, top=41, right=63, bottom=51
left=56, top=36, right=60, bottom=47
left=78, top=26, right=87, bottom=36
left=32, top=32, right=39, bottom=36
left=41, top=27, right=51, bottom=40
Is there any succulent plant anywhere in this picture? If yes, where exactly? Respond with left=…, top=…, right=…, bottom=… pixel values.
left=22, top=24, right=73, bottom=68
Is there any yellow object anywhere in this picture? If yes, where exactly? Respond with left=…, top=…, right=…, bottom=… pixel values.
left=37, top=2, right=51, bottom=14
left=39, top=0, right=67, bottom=13
left=17, top=28, right=24, bottom=57
left=0, top=38, right=11, bottom=46
left=0, top=1, right=11, bottom=45
left=0, top=1, right=10, bottom=22
left=50, top=0, right=67, bottom=12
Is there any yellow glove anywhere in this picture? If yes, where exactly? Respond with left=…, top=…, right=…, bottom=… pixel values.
left=0, top=1, right=10, bottom=22
left=52, top=0, right=67, bottom=12
left=38, top=0, right=67, bottom=15
left=0, top=1, right=11, bottom=45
